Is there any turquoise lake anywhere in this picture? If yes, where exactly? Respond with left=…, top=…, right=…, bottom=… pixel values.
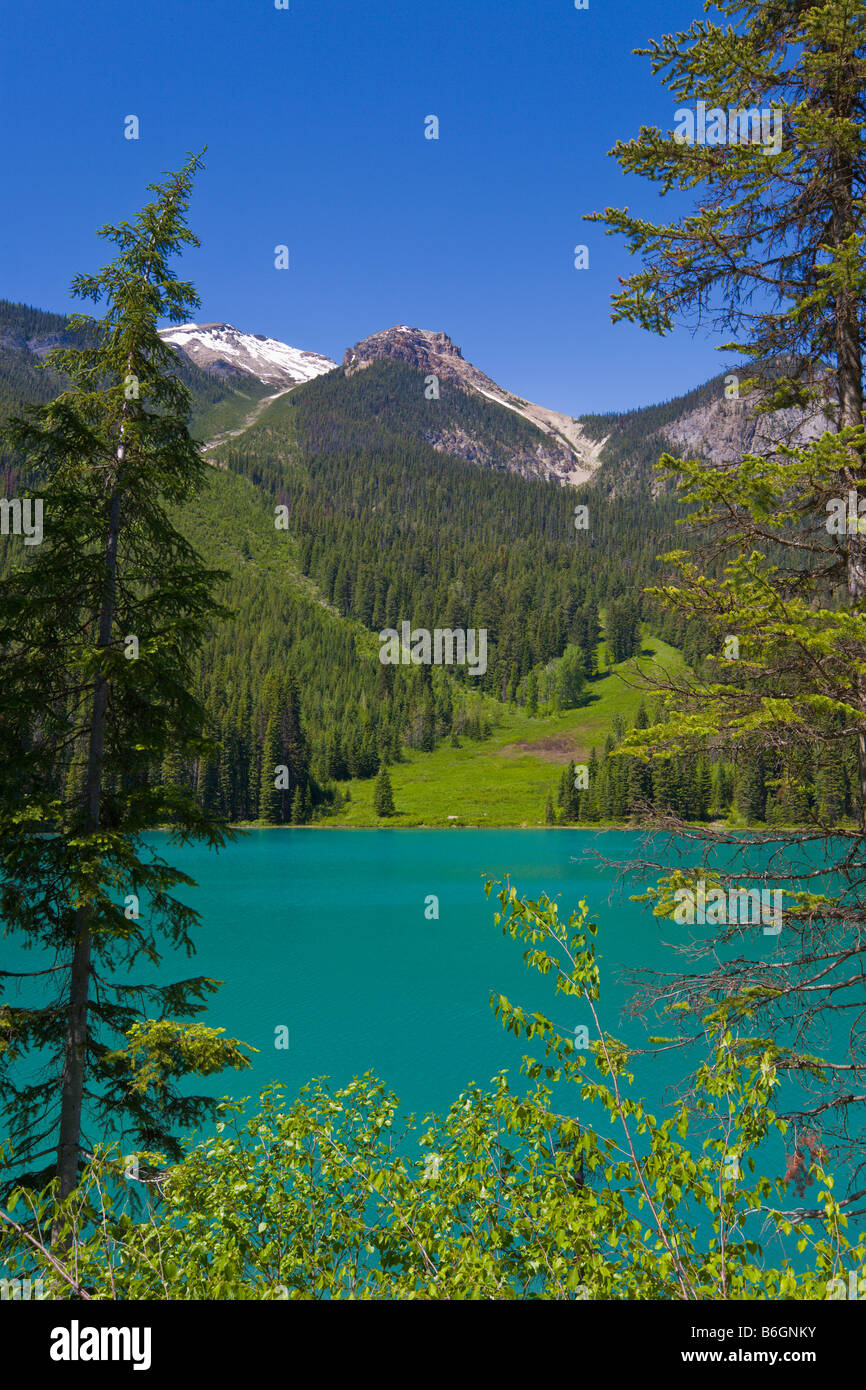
left=2, top=827, right=798, bottom=1122
left=4, top=827, right=846, bottom=1268
left=129, top=828, right=781, bottom=1124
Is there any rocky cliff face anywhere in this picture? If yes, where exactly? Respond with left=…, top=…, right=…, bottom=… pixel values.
left=580, top=368, right=836, bottom=498
left=0, top=328, right=68, bottom=356
left=345, top=325, right=499, bottom=393
left=662, top=393, right=830, bottom=467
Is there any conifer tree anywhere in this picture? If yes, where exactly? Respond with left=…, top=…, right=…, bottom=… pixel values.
left=711, top=762, right=731, bottom=817
left=694, top=757, right=713, bottom=822
left=0, top=154, right=249, bottom=1212
left=582, top=748, right=600, bottom=822
left=373, top=763, right=395, bottom=817
left=593, top=0, right=866, bottom=1191
left=626, top=753, right=652, bottom=815
left=525, top=668, right=539, bottom=716
left=258, top=714, right=286, bottom=822
left=736, top=747, right=767, bottom=824
left=559, top=761, right=579, bottom=822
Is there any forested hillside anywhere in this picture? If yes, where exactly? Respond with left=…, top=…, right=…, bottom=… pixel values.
left=0, top=299, right=785, bottom=827
left=579, top=374, right=731, bottom=491
left=216, top=358, right=684, bottom=693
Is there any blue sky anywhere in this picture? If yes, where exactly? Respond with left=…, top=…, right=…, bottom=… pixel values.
left=1, top=0, right=729, bottom=415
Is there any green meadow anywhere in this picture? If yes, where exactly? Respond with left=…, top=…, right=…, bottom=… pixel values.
left=324, top=637, right=687, bottom=828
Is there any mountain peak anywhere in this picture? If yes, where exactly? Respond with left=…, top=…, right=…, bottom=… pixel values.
left=159, top=322, right=336, bottom=388
left=344, top=325, right=468, bottom=375
left=343, top=324, right=602, bottom=485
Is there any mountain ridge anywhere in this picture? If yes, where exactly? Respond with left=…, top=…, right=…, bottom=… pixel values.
left=1, top=299, right=830, bottom=498
left=159, top=316, right=608, bottom=485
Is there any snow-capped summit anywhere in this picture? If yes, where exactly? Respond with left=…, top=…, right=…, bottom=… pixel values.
left=159, top=322, right=337, bottom=388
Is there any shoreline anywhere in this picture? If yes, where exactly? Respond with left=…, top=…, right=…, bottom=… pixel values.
left=198, top=820, right=821, bottom=834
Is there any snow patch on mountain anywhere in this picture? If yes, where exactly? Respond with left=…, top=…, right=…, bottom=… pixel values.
left=159, top=322, right=337, bottom=388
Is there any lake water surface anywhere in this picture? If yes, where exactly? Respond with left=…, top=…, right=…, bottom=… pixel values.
left=145, top=828, right=769, bottom=1120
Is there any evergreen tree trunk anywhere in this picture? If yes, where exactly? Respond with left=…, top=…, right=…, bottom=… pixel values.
left=56, top=453, right=124, bottom=1206
left=837, top=176, right=866, bottom=829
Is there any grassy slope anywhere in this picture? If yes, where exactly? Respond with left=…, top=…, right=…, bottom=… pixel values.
left=328, top=637, right=687, bottom=828
left=177, top=458, right=376, bottom=646
left=189, top=377, right=271, bottom=442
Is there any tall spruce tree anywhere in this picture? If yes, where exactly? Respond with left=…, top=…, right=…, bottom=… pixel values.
left=559, top=760, right=579, bottom=822
left=593, top=1, right=866, bottom=1200
left=0, top=154, right=250, bottom=1215
left=373, top=764, right=395, bottom=817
